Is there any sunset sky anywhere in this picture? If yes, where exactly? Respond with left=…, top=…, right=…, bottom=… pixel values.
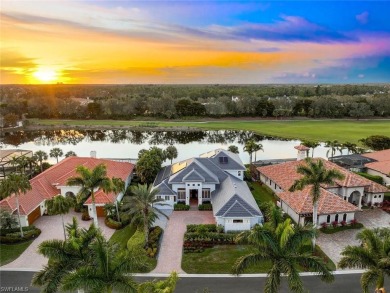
left=1, top=0, right=390, bottom=84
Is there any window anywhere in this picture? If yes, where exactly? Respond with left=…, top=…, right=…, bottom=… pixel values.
left=174, top=196, right=177, bottom=202
left=343, top=213, right=347, bottom=222
left=233, top=219, right=243, bottom=223
left=335, top=214, right=339, bottom=222
left=192, top=184, right=195, bottom=186
left=198, top=184, right=200, bottom=186
left=379, top=194, right=382, bottom=198
left=238, top=171, right=241, bottom=176
left=275, top=183, right=277, bottom=189
left=178, top=188, right=186, bottom=200
left=165, top=196, right=170, bottom=201
left=326, top=215, right=330, bottom=223
left=156, top=195, right=162, bottom=200
left=202, top=188, right=211, bottom=199
left=374, top=195, right=377, bottom=198
left=219, top=156, right=228, bottom=164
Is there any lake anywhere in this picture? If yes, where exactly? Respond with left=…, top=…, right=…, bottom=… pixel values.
left=0, top=129, right=336, bottom=164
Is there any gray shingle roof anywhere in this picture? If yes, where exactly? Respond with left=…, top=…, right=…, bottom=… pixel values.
left=154, top=165, right=172, bottom=186
left=210, top=150, right=246, bottom=171
left=154, top=179, right=175, bottom=196
left=168, top=161, right=219, bottom=184
left=212, top=175, right=263, bottom=218
left=183, top=169, right=205, bottom=182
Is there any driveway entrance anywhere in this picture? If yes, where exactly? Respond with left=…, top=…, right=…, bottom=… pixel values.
left=152, top=211, right=215, bottom=274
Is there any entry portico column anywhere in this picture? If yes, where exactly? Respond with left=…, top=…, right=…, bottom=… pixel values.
left=358, top=194, right=362, bottom=210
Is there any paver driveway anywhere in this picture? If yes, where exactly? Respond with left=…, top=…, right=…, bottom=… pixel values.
left=317, top=209, right=390, bottom=266
left=1, top=211, right=114, bottom=270
left=152, top=211, right=215, bottom=274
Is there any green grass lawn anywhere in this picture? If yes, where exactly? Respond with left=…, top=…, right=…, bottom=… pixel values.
left=181, top=244, right=335, bottom=274
left=247, top=181, right=276, bottom=204
left=31, top=119, right=390, bottom=144
left=109, top=224, right=137, bottom=250
left=0, top=241, right=33, bottom=266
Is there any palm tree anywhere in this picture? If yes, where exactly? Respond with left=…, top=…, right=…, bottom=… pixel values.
left=50, top=147, right=64, bottom=163
left=253, top=143, right=264, bottom=162
left=32, top=218, right=103, bottom=293
left=233, top=219, right=334, bottom=293
left=138, top=271, right=179, bottom=293
left=227, top=145, right=239, bottom=154
left=325, top=140, right=341, bottom=158
left=289, top=158, right=344, bottom=249
left=61, top=237, right=144, bottom=293
left=244, top=139, right=257, bottom=165
left=0, top=174, right=31, bottom=237
left=9, top=156, right=20, bottom=173
left=45, top=195, right=75, bottom=239
left=342, top=142, right=358, bottom=155
left=121, top=184, right=167, bottom=247
left=65, top=151, right=77, bottom=158
left=111, top=177, right=125, bottom=222
left=302, top=141, right=320, bottom=157
left=165, top=145, right=178, bottom=164
left=67, top=164, right=112, bottom=228
left=34, top=150, right=48, bottom=173
left=339, top=228, right=390, bottom=293
left=17, top=155, right=29, bottom=175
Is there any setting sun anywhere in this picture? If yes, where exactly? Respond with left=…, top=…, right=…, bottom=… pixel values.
left=32, top=68, right=58, bottom=83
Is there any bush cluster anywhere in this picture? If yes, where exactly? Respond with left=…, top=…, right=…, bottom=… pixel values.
left=0, top=226, right=41, bottom=243
left=81, top=210, right=91, bottom=221
left=356, top=172, right=384, bottom=184
left=104, top=217, right=122, bottom=230
left=145, top=226, right=163, bottom=258
left=198, top=203, right=212, bottom=211
left=174, top=203, right=190, bottom=211
left=320, top=219, right=363, bottom=234
left=186, top=224, right=223, bottom=233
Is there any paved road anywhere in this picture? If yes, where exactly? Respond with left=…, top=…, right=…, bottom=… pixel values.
left=1, top=270, right=386, bottom=293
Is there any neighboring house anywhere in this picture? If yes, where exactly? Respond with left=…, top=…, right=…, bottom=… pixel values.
left=153, top=149, right=263, bottom=231
left=257, top=146, right=387, bottom=227
left=0, top=156, right=134, bottom=226
left=330, top=149, right=390, bottom=186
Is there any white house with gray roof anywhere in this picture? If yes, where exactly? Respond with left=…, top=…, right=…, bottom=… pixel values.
left=153, top=149, right=263, bottom=231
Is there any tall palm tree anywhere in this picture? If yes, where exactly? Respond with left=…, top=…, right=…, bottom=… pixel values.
left=50, top=147, right=64, bottom=163
left=0, top=174, right=31, bottom=237
left=339, top=228, right=390, bottom=293
left=325, top=140, right=341, bottom=158
left=61, top=237, right=144, bottom=293
left=121, top=184, right=167, bottom=247
left=65, top=151, right=77, bottom=158
left=302, top=141, right=320, bottom=157
left=289, top=158, right=344, bottom=249
left=233, top=219, right=334, bottom=293
left=32, top=218, right=103, bottom=293
left=17, top=155, right=29, bottom=175
left=253, top=143, right=264, bottom=162
left=111, top=177, right=125, bottom=222
left=342, top=142, right=358, bottom=155
left=244, top=139, right=257, bottom=165
left=45, top=195, right=75, bottom=239
left=34, top=150, right=48, bottom=173
left=67, top=164, right=112, bottom=228
left=165, top=145, right=178, bottom=164
left=8, top=156, right=20, bottom=173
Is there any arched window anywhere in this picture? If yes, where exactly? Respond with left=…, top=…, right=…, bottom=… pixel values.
left=326, top=215, right=330, bottom=223
left=65, top=191, right=75, bottom=199
left=335, top=214, right=339, bottom=222
left=343, top=213, right=347, bottom=222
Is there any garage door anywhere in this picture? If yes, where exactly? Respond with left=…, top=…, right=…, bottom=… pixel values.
left=27, top=206, right=41, bottom=225
left=96, top=206, right=106, bottom=217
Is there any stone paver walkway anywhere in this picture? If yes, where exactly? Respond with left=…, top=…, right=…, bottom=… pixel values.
left=317, top=209, right=390, bottom=266
left=152, top=211, right=215, bottom=274
left=2, top=211, right=114, bottom=270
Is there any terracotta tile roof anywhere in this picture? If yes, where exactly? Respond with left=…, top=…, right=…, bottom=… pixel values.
left=84, top=189, right=116, bottom=205
left=294, top=145, right=310, bottom=151
left=366, top=181, right=388, bottom=193
left=257, top=158, right=372, bottom=190
left=278, top=187, right=358, bottom=215
left=0, top=157, right=134, bottom=216
left=365, top=161, right=390, bottom=176
left=361, top=149, right=390, bottom=162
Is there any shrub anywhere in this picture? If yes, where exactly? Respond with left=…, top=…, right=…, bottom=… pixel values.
left=81, top=210, right=91, bottom=221
left=331, top=221, right=338, bottom=228
left=0, top=226, right=41, bottom=243
left=350, top=219, right=358, bottom=227
left=174, top=203, right=190, bottom=211
left=321, top=222, right=328, bottom=229
left=187, top=224, right=218, bottom=233
left=198, top=203, right=212, bottom=211
left=146, top=226, right=163, bottom=257
left=340, top=220, right=347, bottom=227
left=356, top=172, right=384, bottom=185
left=104, top=217, right=122, bottom=230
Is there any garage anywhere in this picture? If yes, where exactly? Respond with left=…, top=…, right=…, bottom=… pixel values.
left=27, top=206, right=41, bottom=225
left=96, top=206, right=106, bottom=217
left=223, top=218, right=251, bottom=232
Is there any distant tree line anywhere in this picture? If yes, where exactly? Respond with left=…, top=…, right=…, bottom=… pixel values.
left=1, top=84, right=389, bottom=121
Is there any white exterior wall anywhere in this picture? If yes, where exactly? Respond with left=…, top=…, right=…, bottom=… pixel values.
left=59, top=185, right=81, bottom=196
left=364, top=192, right=385, bottom=205
left=155, top=194, right=175, bottom=209
left=225, top=170, right=244, bottom=180
left=20, top=215, right=29, bottom=227
left=222, top=218, right=251, bottom=232
left=259, top=174, right=283, bottom=194
left=367, top=169, right=390, bottom=186
left=318, top=212, right=355, bottom=225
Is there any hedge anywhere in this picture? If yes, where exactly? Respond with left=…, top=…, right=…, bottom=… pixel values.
left=104, top=217, right=122, bottom=230
left=356, top=172, right=384, bottom=185
left=127, top=227, right=163, bottom=258
left=198, top=203, right=212, bottom=211
left=174, top=203, right=190, bottom=211
left=186, top=224, right=222, bottom=233
left=0, top=226, right=41, bottom=244
left=183, top=229, right=239, bottom=253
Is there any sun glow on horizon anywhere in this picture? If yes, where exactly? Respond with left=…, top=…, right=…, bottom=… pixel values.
left=32, top=68, right=59, bottom=83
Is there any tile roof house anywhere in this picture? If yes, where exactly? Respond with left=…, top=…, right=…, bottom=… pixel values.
left=0, top=156, right=134, bottom=226
left=153, top=149, right=263, bottom=231
left=257, top=147, right=387, bottom=227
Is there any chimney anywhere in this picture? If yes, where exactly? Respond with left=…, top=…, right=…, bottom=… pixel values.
left=294, top=145, right=310, bottom=161
left=90, top=151, right=97, bottom=158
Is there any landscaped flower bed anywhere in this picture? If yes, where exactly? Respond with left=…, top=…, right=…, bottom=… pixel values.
left=183, top=224, right=238, bottom=253
left=174, top=203, right=190, bottom=211
left=0, top=226, right=41, bottom=244
left=320, top=219, right=363, bottom=234
left=198, top=203, right=213, bottom=211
